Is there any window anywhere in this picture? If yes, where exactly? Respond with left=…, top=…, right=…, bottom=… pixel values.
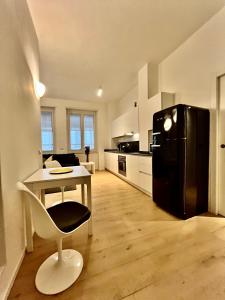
left=41, top=108, right=54, bottom=152
left=84, top=115, right=95, bottom=150
left=70, top=114, right=81, bottom=150
left=68, top=110, right=96, bottom=152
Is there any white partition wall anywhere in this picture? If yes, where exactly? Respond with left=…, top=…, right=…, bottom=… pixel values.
left=159, top=7, right=225, bottom=214
left=0, top=1, right=41, bottom=298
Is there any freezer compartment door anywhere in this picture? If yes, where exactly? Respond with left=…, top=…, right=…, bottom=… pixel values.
left=153, top=105, right=187, bottom=140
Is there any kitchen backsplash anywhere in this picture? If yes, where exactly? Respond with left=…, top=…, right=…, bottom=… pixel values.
left=117, top=141, right=139, bottom=152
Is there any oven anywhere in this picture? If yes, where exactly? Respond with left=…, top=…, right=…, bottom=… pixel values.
left=118, top=155, right=126, bottom=176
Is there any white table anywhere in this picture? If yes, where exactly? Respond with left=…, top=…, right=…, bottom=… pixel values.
left=80, top=161, right=95, bottom=174
left=23, top=166, right=92, bottom=252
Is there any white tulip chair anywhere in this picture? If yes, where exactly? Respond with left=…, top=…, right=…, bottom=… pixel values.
left=17, top=182, right=91, bottom=295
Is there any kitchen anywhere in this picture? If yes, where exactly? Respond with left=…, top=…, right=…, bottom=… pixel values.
left=105, top=64, right=176, bottom=194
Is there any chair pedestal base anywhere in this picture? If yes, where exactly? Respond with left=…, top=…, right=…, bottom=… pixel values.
left=35, top=249, right=83, bottom=295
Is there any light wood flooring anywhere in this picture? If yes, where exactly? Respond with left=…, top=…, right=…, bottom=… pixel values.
left=9, top=171, right=225, bottom=300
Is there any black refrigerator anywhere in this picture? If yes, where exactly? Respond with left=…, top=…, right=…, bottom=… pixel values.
left=152, top=104, right=209, bottom=219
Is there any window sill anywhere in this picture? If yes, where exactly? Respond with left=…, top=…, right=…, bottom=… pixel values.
left=69, top=151, right=98, bottom=154
left=42, top=151, right=99, bottom=155
left=42, top=151, right=54, bottom=154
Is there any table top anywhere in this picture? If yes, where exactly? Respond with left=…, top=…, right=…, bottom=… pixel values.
left=24, top=166, right=91, bottom=184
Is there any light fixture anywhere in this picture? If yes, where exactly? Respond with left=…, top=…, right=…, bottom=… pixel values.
left=97, top=87, right=103, bottom=97
left=35, top=82, right=46, bottom=98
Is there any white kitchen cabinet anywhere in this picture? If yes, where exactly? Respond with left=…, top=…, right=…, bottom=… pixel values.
left=111, top=107, right=138, bottom=138
left=126, top=155, right=139, bottom=186
left=138, top=156, right=152, bottom=175
left=105, top=152, right=152, bottom=196
left=139, top=92, right=175, bottom=151
left=105, top=152, right=118, bottom=173
left=127, top=155, right=152, bottom=195
left=138, top=156, right=152, bottom=195
left=111, top=115, right=123, bottom=138
left=124, top=108, right=138, bottom=134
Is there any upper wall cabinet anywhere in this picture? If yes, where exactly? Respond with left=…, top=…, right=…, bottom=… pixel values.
left=112, top=107, right=138, bottom=138
left=139, top=92, right=175, bottom=151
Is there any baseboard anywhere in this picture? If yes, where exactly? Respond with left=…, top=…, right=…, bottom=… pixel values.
left=1, top=249, right=25, bottom=300
left=105, top=168, right=151, bottom=197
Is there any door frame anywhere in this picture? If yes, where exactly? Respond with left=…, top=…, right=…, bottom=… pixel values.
left=210, top=70, right=225, bottom=215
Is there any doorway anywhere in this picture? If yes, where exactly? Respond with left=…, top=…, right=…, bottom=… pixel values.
left=218, top=74, right=225, bottom=216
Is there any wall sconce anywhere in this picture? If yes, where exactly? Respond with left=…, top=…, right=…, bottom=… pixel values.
left=35, top=82, right=46, bottom=98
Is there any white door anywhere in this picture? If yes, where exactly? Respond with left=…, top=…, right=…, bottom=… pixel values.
left=218, top=75, right=225, bottom=216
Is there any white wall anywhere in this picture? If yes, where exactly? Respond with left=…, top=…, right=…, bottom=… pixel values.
left=159, top=6, right=225, bottom=213
left=105, top=101, right=118, bottom=148
left=159, top=7, right=225, bottom=107
left=105, top=65, right=160, bottom=150
left=0, top=1, right=40, bottom=299
left=117, top=85, right=138, bottom=116
left=105, top=85, right=138, bottom=148
left=41, top=97, right=107, bottom=170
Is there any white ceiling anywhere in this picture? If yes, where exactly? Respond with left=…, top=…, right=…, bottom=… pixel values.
left=27, top=0, right=225, bottom=102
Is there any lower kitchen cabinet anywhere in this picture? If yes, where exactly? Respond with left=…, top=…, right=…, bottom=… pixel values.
left=137, top=156, right=152, bottom=194
left=105, top=152, right=118, bottom=174
left=126, top=155, right=139, bottom=186
left=105, top=152, right=152, bottom=196
left=138, top=171, right=152, bottom=195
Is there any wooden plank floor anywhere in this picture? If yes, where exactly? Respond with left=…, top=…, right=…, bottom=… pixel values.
left=9, top=171, right=225, bottom=300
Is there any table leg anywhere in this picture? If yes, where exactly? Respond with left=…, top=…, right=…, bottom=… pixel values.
left=81, top=184, right=85, bottom=205
left=41, top=190, right=45, bottom=206
left=25, top=196, right=33, bottom=252
left=86, top=178, right=93, bottom=236
left=25, top=188, right=41, bottom=252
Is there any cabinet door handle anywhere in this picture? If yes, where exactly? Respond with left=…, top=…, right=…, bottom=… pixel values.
left=139, top=170, right=151, bottom=176
left=151, top=144, right=160, bottom=148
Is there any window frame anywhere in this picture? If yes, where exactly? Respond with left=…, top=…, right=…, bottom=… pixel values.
left=40, top=107, right=55, bottom=154
left=67, top=109, right=97, bottom=153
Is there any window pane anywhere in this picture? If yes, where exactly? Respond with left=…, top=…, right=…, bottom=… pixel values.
left=70, top=114, right=81, bottom=150
left=84, top=115, right=94, bottom=150
left=41, top=111, right=53, bottom=151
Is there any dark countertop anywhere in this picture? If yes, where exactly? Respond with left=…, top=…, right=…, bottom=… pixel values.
left=104, top=149, right=152, bottom=157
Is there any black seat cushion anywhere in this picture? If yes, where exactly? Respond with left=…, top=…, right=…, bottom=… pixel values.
left=52, top=154, right=80, bottom=167
left=42, top=153, right=80, bottom=168
left=43, top=154, right=52, bottom=163
left=47, top=201, right=91, bottom=233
